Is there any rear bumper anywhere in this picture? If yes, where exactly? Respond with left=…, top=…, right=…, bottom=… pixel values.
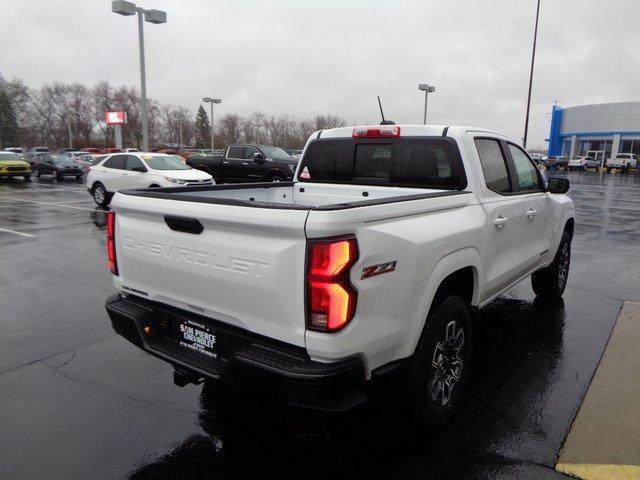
left=105, top=294, right=368, bottom=412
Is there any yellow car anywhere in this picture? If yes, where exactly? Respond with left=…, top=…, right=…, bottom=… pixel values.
left=0, top=152, right=32, bottom=181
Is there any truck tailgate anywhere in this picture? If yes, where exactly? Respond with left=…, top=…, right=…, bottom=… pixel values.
left=111, top=194, right=310, bottom=347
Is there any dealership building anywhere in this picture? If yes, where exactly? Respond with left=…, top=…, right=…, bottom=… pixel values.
left=547, top=101, right=640, bottom=158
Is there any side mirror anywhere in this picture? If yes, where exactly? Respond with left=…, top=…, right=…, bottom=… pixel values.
left=132, top=166, right=146, bottom=173
left=547, top=177, right=570, bottom=194
left=253, top=152, right=265, bottom=164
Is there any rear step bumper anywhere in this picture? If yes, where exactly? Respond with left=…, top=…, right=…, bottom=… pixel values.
left=105, top=294, right=367, bottom=412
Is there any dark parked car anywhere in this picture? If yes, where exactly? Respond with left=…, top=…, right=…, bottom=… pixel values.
left=34, top=154, right=83, bottom=180
left=23, top=152, right=47, bottom=168
left=187, top=144, right=298, bottom=183
left=547, top=156, right=569, bottom=170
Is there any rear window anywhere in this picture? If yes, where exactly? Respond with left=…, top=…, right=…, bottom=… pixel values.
left=298, top=138, right=466, bottom=189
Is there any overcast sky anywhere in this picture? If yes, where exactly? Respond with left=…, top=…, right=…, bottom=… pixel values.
left=1, top=0, right=638, bottom=148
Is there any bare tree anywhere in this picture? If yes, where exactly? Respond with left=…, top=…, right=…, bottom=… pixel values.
left=216, top=113, right=242, bottom=146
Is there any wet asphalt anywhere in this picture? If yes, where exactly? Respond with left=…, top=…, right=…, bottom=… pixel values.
left=1, top=171, right=639, bottom=479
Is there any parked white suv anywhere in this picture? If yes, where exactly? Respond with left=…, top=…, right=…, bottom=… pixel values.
left=87, top=152, right=214, bottom=206
left=567, top=156, right=600, bottom=171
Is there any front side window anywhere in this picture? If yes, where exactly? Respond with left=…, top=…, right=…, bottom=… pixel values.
left=244, top=147, right=259, bottom=159
left=475, top=138, right=511, bottom=194
left=125, top=156, right=146, bottom=171
left=508, top=144, right=541, bottom=192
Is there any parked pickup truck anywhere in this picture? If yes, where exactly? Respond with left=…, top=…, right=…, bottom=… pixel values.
left=186, top=144, right=298, bottom=183
left=105, top=124, right=574, bottom=428
left=605, top=153, right=637, bottom=173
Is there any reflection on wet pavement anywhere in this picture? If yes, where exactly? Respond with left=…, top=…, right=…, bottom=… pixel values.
left=1, top=171, right=638, bottom=479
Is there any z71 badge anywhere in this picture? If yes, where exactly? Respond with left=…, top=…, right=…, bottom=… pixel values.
left=361, top=261, right=397, bottom=279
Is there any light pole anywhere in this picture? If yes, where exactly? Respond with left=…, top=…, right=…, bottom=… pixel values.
left=66, top=111, right=80, bottom=149
left=111, top=1, right=167, bottom=152
left=523, top=0, right=541, bottom=148
left=418, top=84, right=436, bottom=124
left=202, top=97, right=221, bottom=152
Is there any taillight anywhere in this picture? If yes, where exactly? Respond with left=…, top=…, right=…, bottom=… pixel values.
left=352, top=125, right=401, bottom=138
left=107, top=211, right=118, bottom=275
left=307, top=237, right=358, bottom=332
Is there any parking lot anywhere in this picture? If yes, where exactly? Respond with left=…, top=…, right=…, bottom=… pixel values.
left=1, top=171, right=639, bottom=479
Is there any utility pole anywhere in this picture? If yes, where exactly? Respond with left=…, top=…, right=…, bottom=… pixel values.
left=523, top=0, right=541, bottom=148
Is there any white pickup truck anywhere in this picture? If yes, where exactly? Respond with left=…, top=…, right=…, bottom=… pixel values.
left=105, top=124, right=574, bottom=428
left=606, top=153, right=638, bottom=173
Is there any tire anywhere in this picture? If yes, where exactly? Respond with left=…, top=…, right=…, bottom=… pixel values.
left=531, top=230, right=571, bottom=299
left=268, top=174, right=285, bottom=183
left=625, top=164, right=631, bottom=174
left=35, top=168, right=41, bottom=178
left=406, top=295, right=472, bottom=430
left=607, top=167, right=611, bottom=173
left=92, top=183, right=109, bottom=207
left=76, top=175, right=82, bottom=180
left=582, top=165, right=587, bottom=172
left=24, top=175, right=31, bottom=182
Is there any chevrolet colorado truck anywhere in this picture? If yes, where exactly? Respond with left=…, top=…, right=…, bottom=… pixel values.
left=105, top=124, right=574, bottom=428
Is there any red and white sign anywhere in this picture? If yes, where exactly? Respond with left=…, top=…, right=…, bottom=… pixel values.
left=105, top=111, right=127, bottom=125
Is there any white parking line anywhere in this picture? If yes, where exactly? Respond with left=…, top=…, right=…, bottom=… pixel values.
left=0, top=197, right=96, bottom=211
left=0, top=227, right=35, bottom=237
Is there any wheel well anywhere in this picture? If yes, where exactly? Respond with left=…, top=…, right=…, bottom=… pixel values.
left=91, top=181, right=103, bottom=192
left=564, top=218, right=574, bottom=239
left=149, top=184, right=161, bottom=188
left=432, top=267, right=476, bottom=310
left=195, top=164, right=211, bottom=174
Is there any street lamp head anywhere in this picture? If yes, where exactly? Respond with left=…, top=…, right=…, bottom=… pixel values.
left=418, top=84, right=436, bottom=93
left=213, top=99, right=222, bottom=104
left=144, top=9, right=167, bottom=24
left=202, top=97, right=213, bottom=103
left=112, top=0, right=136, bottom=16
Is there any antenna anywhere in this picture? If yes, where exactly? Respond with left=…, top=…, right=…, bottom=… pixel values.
left=377, top=96, right=386, bottom=123
left=377, top=96, right=395, bottom=125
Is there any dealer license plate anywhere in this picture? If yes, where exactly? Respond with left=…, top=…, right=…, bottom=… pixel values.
left=178, top=319, right=217, bottom=359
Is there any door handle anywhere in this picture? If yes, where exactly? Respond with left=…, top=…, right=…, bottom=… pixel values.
left=526, top=209, right=538, bottom=218
left=242, top=162, right=249, bottom=166
left=222, top=161, right=229, bottom=165
left=493, top=215, right=509, bottom=227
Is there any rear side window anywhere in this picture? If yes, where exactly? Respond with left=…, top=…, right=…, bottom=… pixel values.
left=299, top=138, right=467, bottom=189
left=475, top=139, right=511, bottom=194
left=103, top=155, right=126, bottom=169
left=227, top=147, right=245, bottom=159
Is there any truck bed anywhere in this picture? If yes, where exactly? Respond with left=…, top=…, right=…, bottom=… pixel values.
left=119, top=181, right=468, bottom=210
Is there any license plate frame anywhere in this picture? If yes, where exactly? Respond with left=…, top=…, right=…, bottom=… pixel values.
left=176, top=318, right=218, bottom=359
